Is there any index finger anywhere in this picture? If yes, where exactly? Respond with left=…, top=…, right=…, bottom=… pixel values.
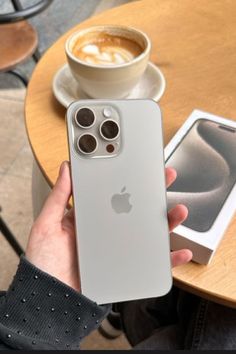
left=165, top=167, right=177, bottom=188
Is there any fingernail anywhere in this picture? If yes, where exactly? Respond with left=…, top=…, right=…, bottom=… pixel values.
left=59, top=161, right=67, bottom=177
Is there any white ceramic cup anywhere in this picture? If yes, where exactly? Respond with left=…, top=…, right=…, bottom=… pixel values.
left=65, top=25, right=151, bottom=99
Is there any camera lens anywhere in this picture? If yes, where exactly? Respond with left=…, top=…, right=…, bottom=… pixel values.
left=77, top=134, right=97, bottom=154
left=75, top=108, right=95, bottom=128
left=100, top=119, right=120, bottom=141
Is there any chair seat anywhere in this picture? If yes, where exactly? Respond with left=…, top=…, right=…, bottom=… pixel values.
left=0, top=21, right=38, bottom=72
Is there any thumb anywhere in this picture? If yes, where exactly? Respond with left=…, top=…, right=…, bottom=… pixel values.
left=37, top=161, right=71, bottom=224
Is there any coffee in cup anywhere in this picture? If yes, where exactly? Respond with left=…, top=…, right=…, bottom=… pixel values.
left=65, top=25, right=151, bottom=98
left=72, top=32, right=143, bottom=66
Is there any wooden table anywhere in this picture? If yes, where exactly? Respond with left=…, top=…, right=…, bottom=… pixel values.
left=25, top=0, right=236, bottom=308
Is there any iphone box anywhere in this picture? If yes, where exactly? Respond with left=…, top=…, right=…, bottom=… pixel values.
left=165, top=110, right=236, bottom=264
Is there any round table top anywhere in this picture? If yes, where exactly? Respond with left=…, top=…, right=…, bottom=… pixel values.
left=25, top=0, right=236, bottom=308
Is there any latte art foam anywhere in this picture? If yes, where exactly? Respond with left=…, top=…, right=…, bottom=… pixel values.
left=79, top=43, right=136, bottom=65
left=72, top=33, right=143, bottom=66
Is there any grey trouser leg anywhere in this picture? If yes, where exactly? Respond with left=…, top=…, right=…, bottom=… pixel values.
left=119, top=287, right=236, bottom=350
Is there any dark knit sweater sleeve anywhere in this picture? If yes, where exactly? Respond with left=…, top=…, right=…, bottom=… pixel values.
left=0, top=256, right=111, bottom=350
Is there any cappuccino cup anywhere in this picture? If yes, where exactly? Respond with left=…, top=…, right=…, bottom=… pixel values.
left=65, top=25, right=151, bottom=98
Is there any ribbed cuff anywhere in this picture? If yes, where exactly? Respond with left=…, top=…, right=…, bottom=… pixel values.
left=0, top=256, right=111, bottom=350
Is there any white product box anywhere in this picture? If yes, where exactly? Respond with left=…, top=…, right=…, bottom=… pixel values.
left=165, top=110, right=236, bottom=264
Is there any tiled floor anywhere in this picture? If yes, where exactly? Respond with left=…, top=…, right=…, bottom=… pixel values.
left=0, top=89, right=32, bottom=289
left=0, top=0, right=131, bottom=349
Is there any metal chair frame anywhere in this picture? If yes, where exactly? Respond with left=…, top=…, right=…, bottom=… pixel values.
left=0, top=209, right=24, bottom=256
left=0, top=0, right=53, bottom=24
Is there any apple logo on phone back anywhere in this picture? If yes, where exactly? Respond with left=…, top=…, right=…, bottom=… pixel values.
left=111, top=186, right=132, bottom=214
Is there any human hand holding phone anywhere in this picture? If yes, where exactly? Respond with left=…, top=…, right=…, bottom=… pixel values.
left=25, top=161, right=192, bottom=293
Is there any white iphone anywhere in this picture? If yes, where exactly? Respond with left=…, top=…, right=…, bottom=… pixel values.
left=66, top=99, right=172, bottom=304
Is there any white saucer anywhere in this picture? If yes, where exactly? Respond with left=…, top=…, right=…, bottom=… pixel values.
left=52, top=62, right=166, bottom=108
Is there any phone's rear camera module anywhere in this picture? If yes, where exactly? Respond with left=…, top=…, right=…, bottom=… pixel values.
left=77, top=133, right=97, bottom=154
left=100, top=119, right=120, bottom=141
left=75, top=108, right=95, bottom=128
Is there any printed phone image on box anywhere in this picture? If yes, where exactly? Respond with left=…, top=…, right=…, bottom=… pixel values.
left=165, top=110, right=236, bottom=264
